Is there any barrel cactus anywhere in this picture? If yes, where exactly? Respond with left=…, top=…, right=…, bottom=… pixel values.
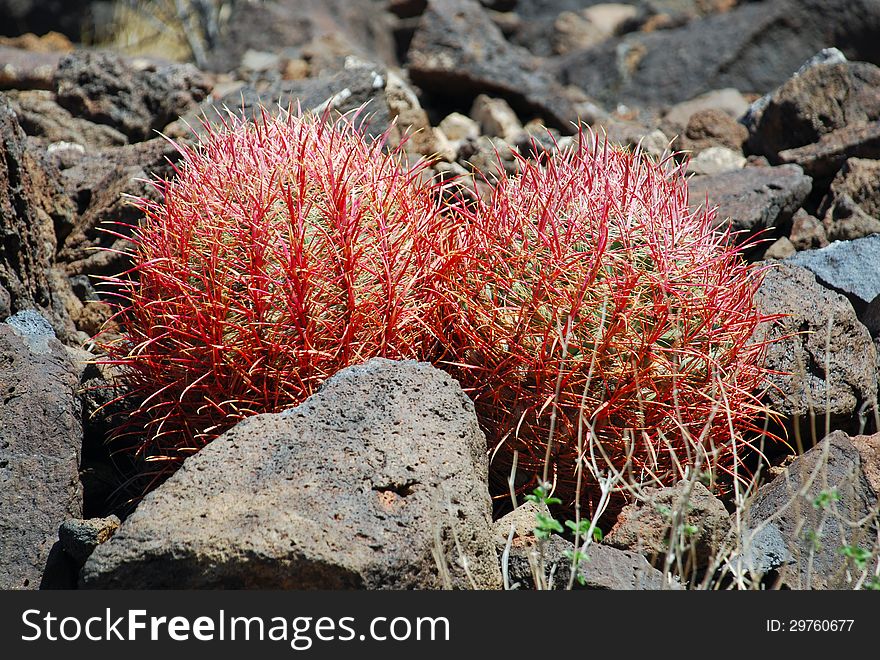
left=433, top=133, right=777, bottom=510
left=99, top=109, right=452, bottom=465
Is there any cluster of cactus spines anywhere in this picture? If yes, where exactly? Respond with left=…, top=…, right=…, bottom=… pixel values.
left=99, top=108, right=453, bottom=464
left=431, top=133, right=776, bottom=509
left=100, top=107, right=776, bottom=509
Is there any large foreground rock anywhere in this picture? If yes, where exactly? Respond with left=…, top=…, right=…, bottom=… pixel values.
left=82, top=359, right=502, bottom=589
left=0, top=312, right=83, bottom=589
left=746, top=431, right=879, bottom=589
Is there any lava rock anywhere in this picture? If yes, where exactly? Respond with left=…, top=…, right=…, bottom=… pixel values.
left=59, top=516, right=121, bottom=566
left=687, top=164, right=812, bottom=234
left=777, top=121, right=880, bottom=180
left=555, top=0, right=880, bottom=110
left=408, top=0, right=577, bottom=132
left=788, top=209, right=829, bottom=251
left=494, top=503, right=673, bottom=590
left=748, top=60, right=880, bottom=160
left=0, top=315, right=83, bottom=589
left=205, top=0, right=396, bottom=74
left=54, top=51, right=210, bottom=142
left=679, top=108, right=748, bottom=154
left=56, top=138, right=181, bottom=279
left=746, top=430, right=879, bottom=589
left=604, top=480, right=731, bottom=573
left=786, top=235, right=880, bottom=336
left=754, top=262, right=878, bottom=429
left=81, top=359, right=502, bottom=589
left=5, top=90, right=126, bottom=148
left=0, top=94, right=77, bottom=340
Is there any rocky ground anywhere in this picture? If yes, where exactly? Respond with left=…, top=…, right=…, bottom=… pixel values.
left=1, top=0, right=879, bottom=590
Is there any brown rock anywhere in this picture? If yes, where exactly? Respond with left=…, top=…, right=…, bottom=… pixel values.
left=788, top=209, right=828, bottom=251
left=56, top=138, right=181, bottom=279
left=754, top=262, right=878, bottom=429
left=749, top=61, right=880, bottom=159
left=821, top=193, right=880, bottom=242
left=747, top=431, right=879, bottom=589
left=604, top=480, right=731, bottom=573
left=679, top=108, right=747, bottom=154
left=825, top=157, right=880, bottom=218
left=0, top=94, right=77, bottom=339
left=778, top=121, right=880, bottom=179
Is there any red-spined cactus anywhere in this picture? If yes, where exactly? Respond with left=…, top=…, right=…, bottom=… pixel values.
left=99, top=109, right=452, bottom=465
left=433, top=133, right=777, bottom=510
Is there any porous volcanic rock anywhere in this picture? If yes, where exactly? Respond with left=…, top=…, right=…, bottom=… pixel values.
left=746, top=431, right=879, bottom=589
left=0, top=312, right=83, bottom=589
left=687, top=164, right=811, bottom=234
left=754, top=262, right=878, bottom=430
left=407, top=0, right=577, bottom=132
left=81, top=359, right=502, bottom=589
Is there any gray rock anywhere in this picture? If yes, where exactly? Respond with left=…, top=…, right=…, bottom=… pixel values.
left=0, top=322, right=83, bottom=589
left=59, top=516, right=121, bottom=566
left=753, top=262, right=878, bottom=428
left=204, top=0, right=397, bottom=74
left=604, top=480, right=731, bottom=573
left=748, top=60, right=880, bottom=160
left=731, top=521, right=794, bottom=578
left=786, top=236, right=880, bottom=336
left=408, top=0, right=577, bottom=132
left=555, top=0, right=880, bottom=110
left=687, top=164, right=812, bottom=234
left=786, top=236, right=880, bottom=308
left=81, top=359, right=502, bottom=589
left=503, top=535, right=674, bottom=590
left=746, top=431, right=879, bottom=589
left=4, top=309, right=55, bottom=354
left=54, top=51, right=210, bottom=142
